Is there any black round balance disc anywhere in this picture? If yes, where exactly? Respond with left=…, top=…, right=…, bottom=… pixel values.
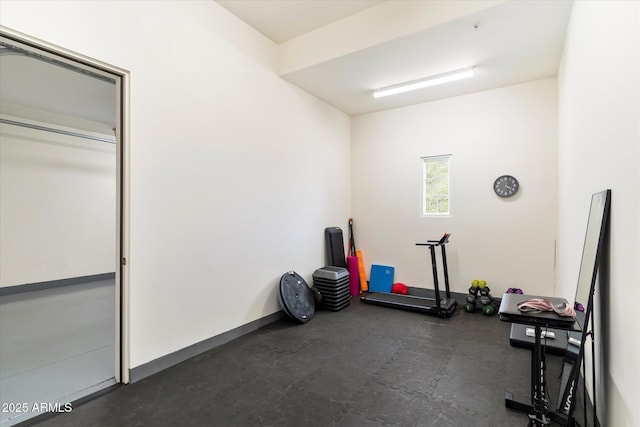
left=278, top=271, right=315, bottom=323
left=310, top=286, right=323, bottom=308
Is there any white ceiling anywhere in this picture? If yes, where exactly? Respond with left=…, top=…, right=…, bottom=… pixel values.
left=217, top=0, right=384, bottom=43
left=0, top=1, right=573, bottom=125
left=218, top=0, right=573, bottom=115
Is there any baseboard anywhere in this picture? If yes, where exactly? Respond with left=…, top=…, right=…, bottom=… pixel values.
left=0, top=272, right=116, bottom=296
left=129, top=310, right=285, bottom=383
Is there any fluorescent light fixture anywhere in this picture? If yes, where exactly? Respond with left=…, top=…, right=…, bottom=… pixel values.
left=373, top=66, right=475, bottom=99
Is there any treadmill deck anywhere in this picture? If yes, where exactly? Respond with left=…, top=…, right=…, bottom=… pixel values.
left=361, top=289, right=457, bottom=317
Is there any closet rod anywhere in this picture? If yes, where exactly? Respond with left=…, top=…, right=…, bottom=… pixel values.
left=0, top=118, right=115, bottom=144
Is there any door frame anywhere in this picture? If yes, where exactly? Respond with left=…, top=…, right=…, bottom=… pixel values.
left=0, top=26, right=130, bottom=383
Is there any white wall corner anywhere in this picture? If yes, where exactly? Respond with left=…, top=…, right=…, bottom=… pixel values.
left=198, top=1, right=279, bottom=73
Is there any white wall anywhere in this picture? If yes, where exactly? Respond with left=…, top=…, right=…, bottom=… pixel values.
left=557, top=1, right=640, bottom=425
left=0, top=119, right=116, bottom=287
left=0, top=1, right=351, bottom=369
left=352, top=78, right=558, bottom=296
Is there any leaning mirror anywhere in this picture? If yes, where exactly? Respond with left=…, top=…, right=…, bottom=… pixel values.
left=558, top=189, right=611, bottom=426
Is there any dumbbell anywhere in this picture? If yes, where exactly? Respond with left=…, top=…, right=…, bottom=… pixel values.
left=463, top=280, right=480, bottom=312
left=506, top=287, right=523, bottom=294
left=478, top=286, right=496, bottom=316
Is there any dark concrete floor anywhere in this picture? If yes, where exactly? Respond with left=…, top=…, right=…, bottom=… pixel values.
left=32, top=299, right=574, bottom=427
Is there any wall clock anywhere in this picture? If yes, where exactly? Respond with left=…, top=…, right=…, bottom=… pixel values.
left=493, top=175, right=519, bottom=197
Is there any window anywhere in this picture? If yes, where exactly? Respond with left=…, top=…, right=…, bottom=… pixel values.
left=422, top=155, right=450, bottom=215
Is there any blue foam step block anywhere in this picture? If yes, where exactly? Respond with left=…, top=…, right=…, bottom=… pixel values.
left=369, top=265, right=394, bottom=293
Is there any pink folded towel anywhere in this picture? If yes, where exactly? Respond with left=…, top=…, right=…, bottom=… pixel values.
left=517, top=298, right=576, bottom=317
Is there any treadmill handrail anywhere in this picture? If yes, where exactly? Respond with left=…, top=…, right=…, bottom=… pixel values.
left=416, top=233, right=450, bottom=247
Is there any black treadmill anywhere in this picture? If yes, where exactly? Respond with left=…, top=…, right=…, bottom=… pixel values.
left=360, top=233, right=457, bottom=318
